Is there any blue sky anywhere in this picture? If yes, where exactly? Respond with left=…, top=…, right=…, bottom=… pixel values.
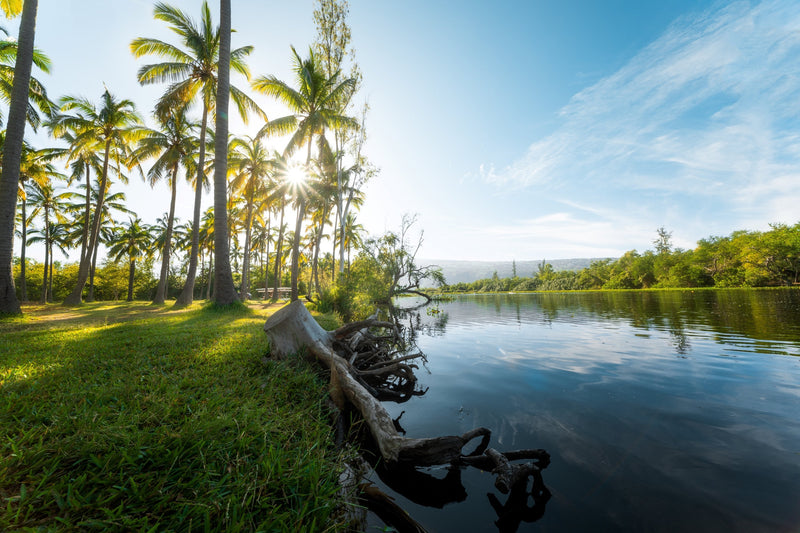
left=15, top=0, right=800, bottom=262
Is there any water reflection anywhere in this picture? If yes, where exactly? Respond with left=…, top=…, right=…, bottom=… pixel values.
left=372, top=289, right=800, bottom=532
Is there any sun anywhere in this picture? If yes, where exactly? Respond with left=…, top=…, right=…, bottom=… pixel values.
left=284, top=164, right=308, bottom=187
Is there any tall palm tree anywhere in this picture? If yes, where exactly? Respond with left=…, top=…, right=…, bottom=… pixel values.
left=130, top=108, right=197, bottom=304
left=229, top=135, right=274, bottom=300
left=0, top=0, right=40, bottom=314
left=107, top=216, right=152, bottom=301
left=131, top=0, right=263, bottom=307
left=53, top=89, right=142, bottom=305
left=252, top=46, right=357, bottom=301
left=26, top=222, right=68, bottom=303
left=49, top=128, right=103, bottom=269
left=12, top=140, right=62, bottom=301
left=210, top=0, right=238, bottom=305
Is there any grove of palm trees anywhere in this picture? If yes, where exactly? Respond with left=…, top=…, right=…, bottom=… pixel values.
left=1, top=0, right=388, bottom=317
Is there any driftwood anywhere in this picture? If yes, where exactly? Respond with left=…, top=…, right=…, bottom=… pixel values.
left=263, top=300, right=549, bottom=524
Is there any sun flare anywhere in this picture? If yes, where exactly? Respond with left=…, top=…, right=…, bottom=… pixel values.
left=284, top=164, right=308, bottom=187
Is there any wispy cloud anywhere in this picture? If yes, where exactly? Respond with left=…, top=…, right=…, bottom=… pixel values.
left=486, top=0, right=800, bottom=238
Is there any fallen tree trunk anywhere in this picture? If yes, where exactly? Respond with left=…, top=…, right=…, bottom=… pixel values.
left=263, top=300, right=548, bottom=487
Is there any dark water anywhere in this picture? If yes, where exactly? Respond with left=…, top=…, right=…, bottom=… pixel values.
left=368, top=289, right=800, bottom=532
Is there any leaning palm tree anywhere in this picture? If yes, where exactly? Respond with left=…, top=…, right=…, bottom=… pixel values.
left=228, top=135, right=274, bottom=300
left=129, top=108, right=197, bottom=304
left=53, top=89, right=143, bottom=305
left=252, top=46, right=357, bottom=301
left=131, top=0, right=263, bottom=307
left=0, top=0, right=42, bottom=314
left=107, top=216, right=153, bottom=301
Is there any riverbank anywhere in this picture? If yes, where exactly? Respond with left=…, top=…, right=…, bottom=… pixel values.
left=0, top=301, right=349, bottom=531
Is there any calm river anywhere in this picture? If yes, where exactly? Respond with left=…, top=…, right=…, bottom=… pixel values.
left=368, top=289, right=800, bottom=532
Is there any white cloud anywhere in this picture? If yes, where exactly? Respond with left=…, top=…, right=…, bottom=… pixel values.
left=487, top=0, right=800, bottom=236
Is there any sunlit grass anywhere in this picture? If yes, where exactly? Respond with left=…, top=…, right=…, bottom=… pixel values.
left=0, top=302, right=350, bottom=531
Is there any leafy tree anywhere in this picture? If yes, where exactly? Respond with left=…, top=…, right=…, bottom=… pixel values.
left=131, top=0, right=262, bottom=307
left=360, top=214, right=445, bottom=305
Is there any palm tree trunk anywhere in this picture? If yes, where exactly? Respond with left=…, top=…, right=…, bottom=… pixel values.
left=212, top=0, right=238, bottom=306
left=65, top=138, right=111, bottom=305
left=20, top=196, right=27, bottom=301
left=290, top=196, right=306, bottom=302
left=290, top=142, right=313, bottom=302
left=263, top=219, right=271, bottom=300
left=312, top=205, right=329, bottom=296
left=153, top=168, right=178, bottom=304
left=0, top=0, right=38, bottom=315
left=79, top=164, right=90, bottom=266
left=47, top=243, right=53, bottom=302
left=175, top=105, right=208, bottom=307
left=240, top=202, right=253, bottom=300
left=88, top=234, right=100, bottom=301
left=271, top=201, right=285, bottom=302
left=40, top=212, right=49, bottom=304
left=127, top=258, right=135, bottom=301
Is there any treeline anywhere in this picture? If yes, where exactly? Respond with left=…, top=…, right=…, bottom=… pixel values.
left=444, top=223, right=800, bottom=292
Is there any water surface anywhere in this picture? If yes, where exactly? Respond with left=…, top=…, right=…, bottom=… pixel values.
left=369, top=290, right=800, bottom=532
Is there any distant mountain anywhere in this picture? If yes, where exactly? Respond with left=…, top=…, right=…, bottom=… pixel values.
left=419, top=258, right=610, bottom=285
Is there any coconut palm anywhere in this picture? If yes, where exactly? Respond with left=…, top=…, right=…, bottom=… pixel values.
left=25, top=180, right=69, bottom=302
left=0, top=0, right=41, bottom=314
left=53, top=89, right=142, bottom=305
left=252, top=46, right=357, bottom=300
left=228, top=135, right=274, bottom=300
left=49, top=127, right=103, bottom=268
left=11, top=139, right=63, bottom=301
left=208, top=0, right=238, bottom=305
left=107, top=216, right=153, bottom=301
left=0, top=25, right=53, bottom=130
left=131, top=0, right=263, bottom=307
left=129, top=108, right=197, bottom=304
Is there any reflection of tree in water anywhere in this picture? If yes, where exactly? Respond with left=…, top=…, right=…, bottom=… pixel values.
left=488, top=468, right=552, bottom=533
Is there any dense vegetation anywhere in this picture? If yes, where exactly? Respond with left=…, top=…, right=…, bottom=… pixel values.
left=0, top=302, right=350, bottom=530
left=445, top=223, right=800, bottom=292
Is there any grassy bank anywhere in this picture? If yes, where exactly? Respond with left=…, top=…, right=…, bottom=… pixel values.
left=1, top=301, right=348, bottom=531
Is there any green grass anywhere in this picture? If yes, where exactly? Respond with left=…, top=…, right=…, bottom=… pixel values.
left=0, top=301, right=350, bottom=532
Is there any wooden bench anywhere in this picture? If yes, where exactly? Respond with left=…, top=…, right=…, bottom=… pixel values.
left=255, top=287, right=292, bottom=299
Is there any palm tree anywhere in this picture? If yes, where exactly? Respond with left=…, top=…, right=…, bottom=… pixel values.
left=130, top=108, right=197, bottom=304
left=209, top=0, right=238, bottom=305
left=12, top=139, right=62, bottom=301
left=0, top=25, right=53, bottom=130
left=131, top=0, right=263, bottom=307
left=107, top=216, right=152, bottom=301
left=25, top=180, right=69, bottom=303
left=252, top=46, right=357, bottom=301
left=228, top=135, right=274, bottom=300
left=49, top=128, right=103, bottom=269
left=0, top=0, right=41, bottom=314
left=53, top=89, right=142, bottom=305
